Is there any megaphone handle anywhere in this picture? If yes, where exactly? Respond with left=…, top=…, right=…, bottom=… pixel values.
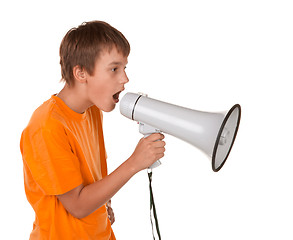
left=139, top=122, right=162, bottom=169
left=139, top=123, right=162, bottom=239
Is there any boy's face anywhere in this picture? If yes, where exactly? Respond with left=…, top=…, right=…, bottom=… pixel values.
left=85, top=47, right=129, bottom=112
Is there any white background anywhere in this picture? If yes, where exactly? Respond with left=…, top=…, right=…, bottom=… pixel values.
left=1, top=0, right=292, bottom=239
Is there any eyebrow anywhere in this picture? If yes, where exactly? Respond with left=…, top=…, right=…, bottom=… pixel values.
left=108, top=61, right=128, bottom=66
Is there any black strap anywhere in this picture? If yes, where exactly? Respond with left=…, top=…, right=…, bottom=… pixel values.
left=148, top=169, right=162, bottom=240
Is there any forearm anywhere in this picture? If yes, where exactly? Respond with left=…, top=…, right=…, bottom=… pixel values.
left=57, top=133, right=165, bottom=219
left=75, top=157, right=138, bottom=218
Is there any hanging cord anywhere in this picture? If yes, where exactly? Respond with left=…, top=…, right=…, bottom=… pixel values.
left=148, top=169, right=162, bottom=240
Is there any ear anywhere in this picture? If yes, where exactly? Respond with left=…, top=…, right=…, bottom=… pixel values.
left=73, top=65, right=87, bottom=84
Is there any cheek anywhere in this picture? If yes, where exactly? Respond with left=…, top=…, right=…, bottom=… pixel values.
left=87, top=80, right=113, bottom=103
left=88, top=81, right=101, bottom=97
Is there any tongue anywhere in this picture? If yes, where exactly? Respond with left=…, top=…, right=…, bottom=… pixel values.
left=113, top=92, right=120, bottom=100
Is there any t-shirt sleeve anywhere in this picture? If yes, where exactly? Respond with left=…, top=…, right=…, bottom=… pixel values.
left=21, top=123, right=83, bottom=195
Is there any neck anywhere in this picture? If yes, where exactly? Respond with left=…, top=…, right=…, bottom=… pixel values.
left=57, top=84, right=93, bottom=114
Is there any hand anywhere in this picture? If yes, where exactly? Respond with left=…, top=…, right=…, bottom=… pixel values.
left=129, top=133, right=166, bottom=172
left=106, top=200, right=115, bottom=225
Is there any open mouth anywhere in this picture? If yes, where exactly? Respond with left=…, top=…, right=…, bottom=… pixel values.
left=113, top=91, right=121, bottom=103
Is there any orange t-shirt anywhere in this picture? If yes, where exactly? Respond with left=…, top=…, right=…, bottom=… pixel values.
left=20, top=95, right=115, bottom=240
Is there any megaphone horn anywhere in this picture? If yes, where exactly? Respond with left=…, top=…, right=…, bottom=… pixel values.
left=120, top=92, right=241, bottom=172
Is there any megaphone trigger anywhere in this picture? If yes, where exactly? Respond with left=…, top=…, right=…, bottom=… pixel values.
left=139, top=122, right=161, bottom=136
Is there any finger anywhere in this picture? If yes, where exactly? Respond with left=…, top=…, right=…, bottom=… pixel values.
left=109, top=212, right=114, bottom=220
left=155, top=153, right=165, bottom=160
left=107, top=207, right=113, bottom=216
left=110, top=212, right=115, bottom=225
left=154, top=147, right=165, bottom=155
left=145, top=133, right=164, bottom=142
left=109, top=216, right=114, bottom=225
left=107, top=209, right=115, bottom=224
left=153, top=140, right=166, bottom=148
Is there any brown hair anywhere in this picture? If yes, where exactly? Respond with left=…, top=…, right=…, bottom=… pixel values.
left=59, top=21, right=130, bottom=85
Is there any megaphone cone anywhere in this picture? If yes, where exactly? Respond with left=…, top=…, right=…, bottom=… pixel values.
left=120, top=92, right=241, bottom=172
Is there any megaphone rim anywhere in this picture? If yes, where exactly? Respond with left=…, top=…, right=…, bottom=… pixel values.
left=212, top=104, right=241, bottom=172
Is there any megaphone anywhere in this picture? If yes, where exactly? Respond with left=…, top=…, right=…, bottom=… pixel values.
left=120, top=92, right=241, bottom=172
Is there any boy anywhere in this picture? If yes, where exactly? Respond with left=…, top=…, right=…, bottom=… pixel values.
left=20, top=21, right=165, bottom=240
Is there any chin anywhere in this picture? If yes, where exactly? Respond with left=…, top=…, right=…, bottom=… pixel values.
left=101, top=103, right=116, bottom=112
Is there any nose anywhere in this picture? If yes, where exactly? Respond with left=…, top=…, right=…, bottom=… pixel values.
left=121, top=71, right=129, bottom=84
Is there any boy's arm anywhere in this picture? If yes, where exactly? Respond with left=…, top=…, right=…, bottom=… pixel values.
left=57, top=133, right=165, bottom=219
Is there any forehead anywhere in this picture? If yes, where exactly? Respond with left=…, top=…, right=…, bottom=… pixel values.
left=96, top=47, right=128, bottom=67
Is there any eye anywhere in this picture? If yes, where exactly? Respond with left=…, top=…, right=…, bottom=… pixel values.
left=111, top=68, right=117, bottom=72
